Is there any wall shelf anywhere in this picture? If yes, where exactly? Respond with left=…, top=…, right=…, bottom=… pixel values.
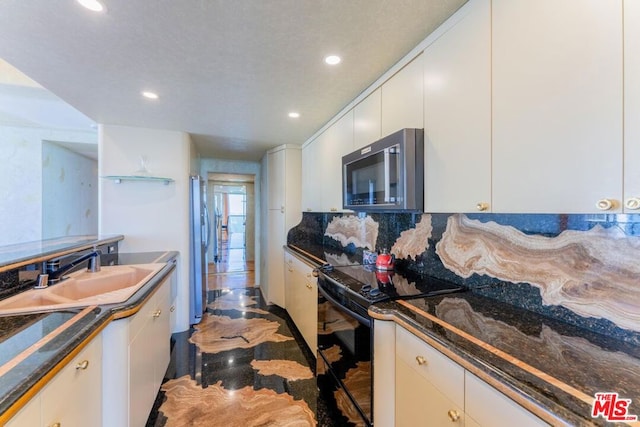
left=102, top=175, right=174, bottom=185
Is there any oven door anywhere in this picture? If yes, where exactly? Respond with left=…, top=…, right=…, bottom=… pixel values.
left=317, top=278, right=372, bottom=426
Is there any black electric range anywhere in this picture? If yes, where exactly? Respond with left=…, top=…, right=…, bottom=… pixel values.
left=315, top=262, right=466, bottom=426
left=316, top=262, right=467, bottom=319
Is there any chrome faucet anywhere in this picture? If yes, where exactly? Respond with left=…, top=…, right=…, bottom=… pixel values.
left=35, top=250, right=102, bottom=288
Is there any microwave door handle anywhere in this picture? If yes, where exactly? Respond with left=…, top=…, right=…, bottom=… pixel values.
left=384, top=148, right=390, bottom=203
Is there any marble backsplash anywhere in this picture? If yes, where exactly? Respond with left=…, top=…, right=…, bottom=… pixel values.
left=288, top=212, right=640, bottom=345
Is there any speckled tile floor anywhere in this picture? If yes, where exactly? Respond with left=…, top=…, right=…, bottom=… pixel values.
left=146, top=287, right=337, bottom=427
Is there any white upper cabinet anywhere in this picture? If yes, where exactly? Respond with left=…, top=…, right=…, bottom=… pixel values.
left=319, top=110, right=354, bottom=212
left=624, top=0, right=640, bottom=212
left=381, top=54, right=424, bottom=136
left=354, top=88, right=382, bottom=149
left=492, top=0, right=623, bottom=213
left=267, top=148, right=286, bottom=210
left=302, top=138, right=322, bottom=212
left=423, top=0, right=491, bottom=213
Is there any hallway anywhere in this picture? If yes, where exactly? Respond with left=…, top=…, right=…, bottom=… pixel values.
left=146, top=233, right=337, bottom=426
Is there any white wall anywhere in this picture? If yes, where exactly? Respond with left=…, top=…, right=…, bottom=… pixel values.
left=42, top=141, right=98, bottom=238
left=99, top=124, right=191, bottom=332
left=0, top=125, right=96, bottom=246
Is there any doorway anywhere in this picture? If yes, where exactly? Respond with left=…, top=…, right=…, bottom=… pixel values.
left=207, top=173, right=255, bottom=289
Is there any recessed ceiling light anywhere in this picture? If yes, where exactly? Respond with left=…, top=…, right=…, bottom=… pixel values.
left=324, top=55, right=341, bottom=65
left=142, top=91, right=159, bottom=100
left=288, top=112, right=300, bottom=118
left=77, top=0, right=105, bottom=12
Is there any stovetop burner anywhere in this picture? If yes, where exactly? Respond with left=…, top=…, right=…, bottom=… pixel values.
left=318, top=263, right=466, bottom=306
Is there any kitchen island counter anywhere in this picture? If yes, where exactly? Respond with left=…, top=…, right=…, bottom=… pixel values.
left=0, top=250, right=177, bottom=423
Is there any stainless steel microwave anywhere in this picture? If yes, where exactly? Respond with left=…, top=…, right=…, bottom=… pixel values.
left=342, top=128, right=424, bottom=211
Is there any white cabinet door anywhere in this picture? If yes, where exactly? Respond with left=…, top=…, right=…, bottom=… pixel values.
left=284, top=252, right=317, bottom=352
left=267, top=210, right=286, bottom=307
left=319, top=110, right=354, bottom=212
left=5, top=395, right=40, bottom=427
left=465, top=372, right=549, bottom=427
left=381, top=54, right=424, bottom=136
left=41, top=333, right=103, bottom=427
left=624, top=0, right=640, bottom=212
left=151, top=279, right=171, bottom=392
left=423, top=0, right=491, bottom=213
left=267, top=149, right=285, bottom=210
left=396, top=356, right=465, bottom=426
left=492, top=0, right=623, bottom=213
left=395, top=326, right=464, bottom=408
left=302, top=138, right=322, bottom=212
left=103, top=276, right=171, bottom=427
left=129, top=279, right=170, bottom=427
left=354, top=88, right=382, bottom=149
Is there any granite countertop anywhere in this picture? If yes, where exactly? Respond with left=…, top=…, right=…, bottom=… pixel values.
left=286, top=244, right=640, bottom=426
left=0, top=250, right=177, bottom=419
left=370, top=293, right=640, bottom=427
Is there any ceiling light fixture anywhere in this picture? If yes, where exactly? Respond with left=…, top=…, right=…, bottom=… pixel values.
left=142, top=91, right=159, bottom=100
left=324, top=55, right=341, bottom=65
left=77, top=0, right=105, bottom=12
left=288, top=112, right=300, bottom=118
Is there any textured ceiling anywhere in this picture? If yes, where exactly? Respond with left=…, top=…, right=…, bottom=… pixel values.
left=0, top=0, right=467, bottom=161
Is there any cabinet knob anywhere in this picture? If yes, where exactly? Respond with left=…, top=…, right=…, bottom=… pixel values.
left=476, top=202, right=489, bottom=212
left=75, top=360, right=89, bottom=370
left=170, top=305, right=176, bottom=312
left=312, top=269, right=319, bottom=278
left=596, top=198, right=614, bottom=211
left=625, top=197, right=640, bottom=210
left=330, top=207, right=338, bottom=212
left=280, top=206, right=285, bottom=213
left=306, top=284, right=313, bottom=290
left=447, top=409, right=460, bottom=422
left=415, top=355, right=427, bottom=366
left=50, top=423, right=61, bottom=427
left=153, top=309, right=162, bottom=318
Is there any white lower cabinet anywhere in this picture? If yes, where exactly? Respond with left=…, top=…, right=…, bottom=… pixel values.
left=284, top=251, right=317, bottom=353
left=396, top=326, right=465, bottom=426
left=6, top=333, right=103, bottom=427
left=103, top=276, right=171, bottom=427
left=376, top=322, right=550, bottom=426
left=465, top=372, right=548, bottom=427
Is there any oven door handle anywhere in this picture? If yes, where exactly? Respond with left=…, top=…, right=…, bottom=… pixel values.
left=318, top=282, right=371, bottom=328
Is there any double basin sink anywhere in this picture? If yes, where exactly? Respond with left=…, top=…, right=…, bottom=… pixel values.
left=0, top=263, right=166, bottom=315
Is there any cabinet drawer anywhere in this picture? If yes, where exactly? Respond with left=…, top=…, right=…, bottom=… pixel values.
left=465, top=372, right=549, bottom=427
left=129, top=280, right=167, bottom=341
left=395, top=326, right=464, bottom=408
left=41, top=333, right=103, bottom=427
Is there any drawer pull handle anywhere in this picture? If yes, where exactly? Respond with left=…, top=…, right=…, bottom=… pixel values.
left=153, top=309, right=162, bottom=318
left=625, top=197, right=640, bottom=210
left=75, top=360, right=89, bottom=370
left=415, top=355, right=427, bottom=366
left=596, top=198, right=613, bottom=211
left=50, top=423, right=61, bottom=427
left=170, top=305, right=176, bottom=312
left=447, top=409, right=460, bottom=422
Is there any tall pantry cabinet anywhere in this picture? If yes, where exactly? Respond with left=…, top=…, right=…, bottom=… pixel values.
left=262, top=145, right=301, bottom=307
